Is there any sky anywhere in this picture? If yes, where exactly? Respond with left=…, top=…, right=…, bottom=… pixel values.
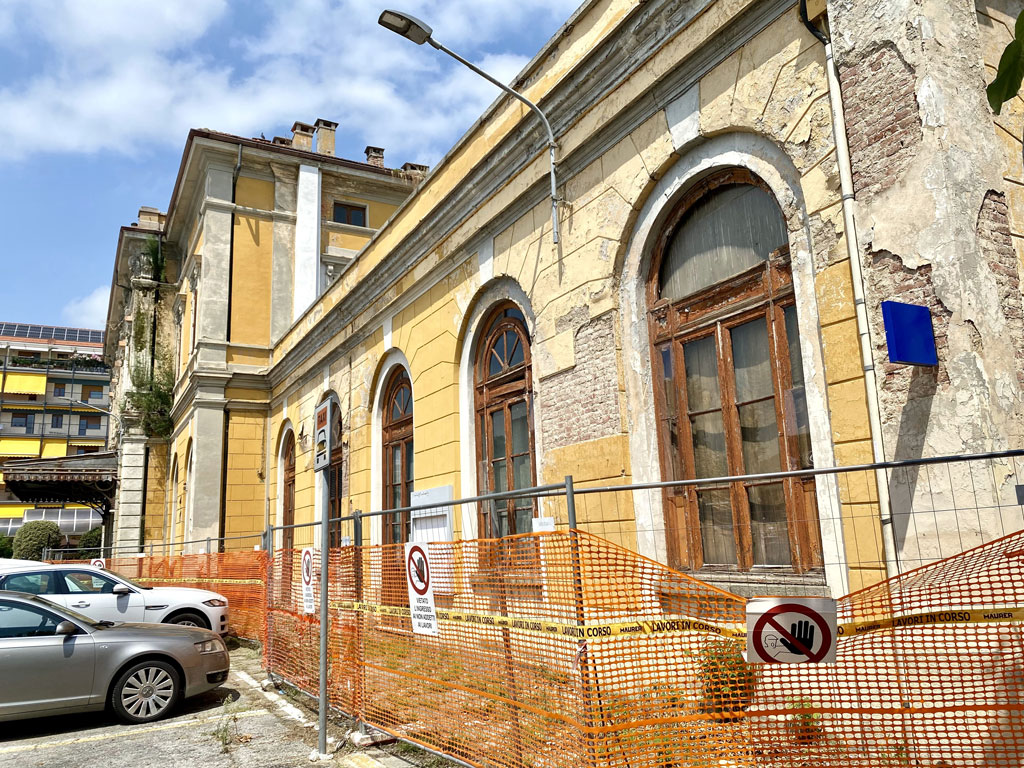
left=0, top=0, right=581, bottom=330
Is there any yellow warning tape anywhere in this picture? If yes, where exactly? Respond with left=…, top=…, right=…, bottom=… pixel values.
left=136, top=577, right=265, bottom=586
left=329, top=600, right=1024, bottom=641
left=836, top=606, right=1024, bottom=637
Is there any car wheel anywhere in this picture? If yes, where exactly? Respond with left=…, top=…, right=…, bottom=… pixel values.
left=111, top=661, right=181, bottom=723
left=167, top=611, right=207, bottom=628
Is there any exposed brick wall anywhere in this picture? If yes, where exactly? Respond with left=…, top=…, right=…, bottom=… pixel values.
left=869, top=252, right=952, bottom=391
left=839, top=44, right=922, bottom=199
left=538, top=314, right=621, bottom=451
left=977, top=190, right=1024, bottom=391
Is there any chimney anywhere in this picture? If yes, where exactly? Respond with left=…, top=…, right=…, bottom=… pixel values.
left=364, top=145, right=385, bottom=168
left=402, top=162, right=429, bottom=177
left=314, top=118, right=337, bottom=156
left=291, top=121, right=314, bottom=151
left=272, top=136, right=291, bottom=146
left=137, top=206, right=164, bottom=231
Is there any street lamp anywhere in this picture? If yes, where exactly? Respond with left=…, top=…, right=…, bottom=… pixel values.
left=378, top=9, right=561, bottom=244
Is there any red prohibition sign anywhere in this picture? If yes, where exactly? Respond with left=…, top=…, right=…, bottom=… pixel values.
left=407, top=545, right=430, bottom=596
left=302, top=549, right=314, bottom=586
left=752, top=604, right=832, bottom=663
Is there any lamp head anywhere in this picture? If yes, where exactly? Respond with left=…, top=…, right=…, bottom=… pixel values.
left=378, top=9, right=433, bottom=45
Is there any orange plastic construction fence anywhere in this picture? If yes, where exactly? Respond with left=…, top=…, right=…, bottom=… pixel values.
left=260, top=529, right=1024, bottom=768
left=52, top=552, right=268, bottom=641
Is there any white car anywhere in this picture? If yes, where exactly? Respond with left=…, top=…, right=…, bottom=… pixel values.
left=0, top=561, right=229, bottom=635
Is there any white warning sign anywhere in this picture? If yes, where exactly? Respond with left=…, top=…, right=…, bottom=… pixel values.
left=746, top=596, right=837, bottom=664
left=301, top=547, right=316, bottom=615
left=405, top=543, right=438, bottom=636
left=90, top=558, right=106, bottom=569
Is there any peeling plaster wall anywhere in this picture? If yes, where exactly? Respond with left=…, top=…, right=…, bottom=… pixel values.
left=830, top=0, right=1024, bottom=566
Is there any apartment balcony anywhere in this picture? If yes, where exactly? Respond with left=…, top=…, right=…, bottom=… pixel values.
left=6, top=357, right=108, bottom=375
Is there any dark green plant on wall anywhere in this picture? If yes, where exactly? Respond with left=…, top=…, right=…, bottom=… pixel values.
left=128, top=362, right=174, bottom=439
left=143, top=236, right=166, bottom=283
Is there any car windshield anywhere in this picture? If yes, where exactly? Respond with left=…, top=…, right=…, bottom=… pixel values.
left=22, top=593, right=117, bottom=629
left=106, top=571, right=152, bottom=590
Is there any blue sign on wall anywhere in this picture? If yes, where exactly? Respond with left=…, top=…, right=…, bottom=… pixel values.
left=881, top=301, right=938, bottom=366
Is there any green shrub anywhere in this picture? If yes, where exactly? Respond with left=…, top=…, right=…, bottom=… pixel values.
left=0, top=534, right=12, bottom=559
left=697, top=637, right=758, bottom=717
left=12, top=521, right=63, bottom=561
left=78, top=526, right=103, bottom=557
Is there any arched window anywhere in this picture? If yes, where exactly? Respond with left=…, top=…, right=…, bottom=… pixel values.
left=648, top=170, right=819, bottom=573
left=327, top=402, right=347, bottom=548
left=168, top=458, right=178, bottom=546
left=475, top=303, right=536, bottom=538
left=282, top=435, right=296, bottom=551
left=382, top=368, right=413, bottom=545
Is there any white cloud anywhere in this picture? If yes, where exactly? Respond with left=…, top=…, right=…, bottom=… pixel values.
left=62, top=285, right=110, bottom=330
left=0, top=0, right=581, bottom=165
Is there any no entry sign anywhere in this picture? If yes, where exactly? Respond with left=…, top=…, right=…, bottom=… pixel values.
left=301, top=548, right=316, bottom=614
left=405, top=543, right=438, bottom=636
left=90, top=558, right=106, bottom=569
left=746, top=597, right=837, bottom=664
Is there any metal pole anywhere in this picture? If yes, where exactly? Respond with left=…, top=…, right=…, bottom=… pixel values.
left=318, top=480, right=330, bottom=758
left=353, top=508, right=366, bottom=736
left=565, top=475, right=577, bottom=530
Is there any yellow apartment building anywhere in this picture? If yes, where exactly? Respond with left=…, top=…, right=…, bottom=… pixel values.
left=0, top=323, right=110, bottom=539
left=106, top=0, right=1024, bottom=598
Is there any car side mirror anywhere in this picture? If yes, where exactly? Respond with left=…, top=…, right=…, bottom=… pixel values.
left=55, top=621, right=78, bottom=636
left=112, top=584, right=132, bottom=595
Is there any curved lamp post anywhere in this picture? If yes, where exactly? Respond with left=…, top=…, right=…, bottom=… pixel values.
left=378, top=9, right=561, bottom=244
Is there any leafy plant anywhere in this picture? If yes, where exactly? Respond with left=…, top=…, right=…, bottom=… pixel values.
left=0, top=534, right=12, bottom=559
left=12, top=521, right=63, bottom=561
left=127, top=361, right=174, bottom=439
left=696, top=638, right=758, bottom=717
left=786, top=696, right=822, bottom=744
left=77, top=526, right=103, bottom=557
left=989, top=14, right=1024, bottom=113
left=143, top=236, right=166, bottom=283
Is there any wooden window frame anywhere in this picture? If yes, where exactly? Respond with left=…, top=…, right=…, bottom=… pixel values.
left=382, top=369, right=413, bottom=545
left=333, top=202, right=368, bottom=228
left=647, top=169, right=821, bottom=574
left=474, top=304, right=537, bottom=539
left=327, top=403, right=348, bottom=548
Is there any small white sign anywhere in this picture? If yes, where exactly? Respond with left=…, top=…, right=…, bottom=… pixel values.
left=532, top=516, right=555, bottom=533
left=405, top=543, right=438, bottom=636
left=314, top=400, right=331, bottom=472
left=90, top=558, right=106, bottom=569
left=301, top=547, right=316, bottom=614
left=746, top=596, right=837, bottom=664
left=409, top=485, right=453, bottom=542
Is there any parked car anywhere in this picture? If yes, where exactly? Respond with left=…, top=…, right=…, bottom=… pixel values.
left=0, top=561, right=229, bottom=635
left=0, top=591, right=229, bottom=723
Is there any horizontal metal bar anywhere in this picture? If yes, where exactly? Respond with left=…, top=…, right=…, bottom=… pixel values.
left=364, top=482, right=566, bottom=519
left=572, top=448, right=1024, bottom=496
left=269, top=515, right=353, bottom=533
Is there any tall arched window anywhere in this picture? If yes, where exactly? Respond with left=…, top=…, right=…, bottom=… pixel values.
left=382, top=368, right=413, bottom=545
left=648, top=169, right=819, bottom=573
left=327, top=402, right=347, bottom=548
left=475, top=303, right=536, bottom=538
left=282, top=435, right=296, bottom=551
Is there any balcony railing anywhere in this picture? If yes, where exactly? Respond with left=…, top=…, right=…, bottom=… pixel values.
left=6, top=356, right=108, bottom=373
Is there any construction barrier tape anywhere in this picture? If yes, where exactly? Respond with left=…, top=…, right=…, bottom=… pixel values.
left=135, top=577, right=266, bottom=586
left=329, top=600, right=1024, bottom=641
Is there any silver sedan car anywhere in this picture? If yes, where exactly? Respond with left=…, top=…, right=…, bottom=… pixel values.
left=0, top=591, right=230, bottom=724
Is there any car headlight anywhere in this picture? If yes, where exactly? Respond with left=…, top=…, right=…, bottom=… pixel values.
left=195, top=637, right=226, bottom=654
left=203, top=599, right=228, bottom=607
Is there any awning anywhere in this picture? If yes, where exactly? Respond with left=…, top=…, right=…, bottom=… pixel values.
left=2, top=452, right=117, bottom=514
left=69, top=440, right=105, bottom=447
left=41, top=440, right=68, bottom=458
left=0, top=437, right=41, bottom=457
left=0, top=506, right=31, bottom=519
left=2, top=372, right=47, bottom=395
left=1, top=403, right=43, bottom=411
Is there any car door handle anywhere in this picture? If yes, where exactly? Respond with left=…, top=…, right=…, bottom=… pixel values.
left=70, top=601, right=90, bottom=608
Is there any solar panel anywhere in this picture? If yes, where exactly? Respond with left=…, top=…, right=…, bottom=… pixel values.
left=0, top=322, right=104, bottom=343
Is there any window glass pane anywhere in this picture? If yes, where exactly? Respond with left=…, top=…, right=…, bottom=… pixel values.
left=489, top=334, right=506, bottom=376
left=731, top=319, right=773, bottom=403
left=391, top=445, right=401, bottom=487
left=690, top=413, right=728, bottom=478
left=512, top=454, right=530, bottom=492
left=683, top=335, right=720, bottom=413
left=490, top=411, right=506, bottom=460
left=2, top=573, right=56, bottom=595
left=493, top=459, right=507, bottom=495
left=698, top=490, right=735, bottom=565
left=350, top=208, right=365, bottom=227
left=784, top=306, right=813, bottom=468
left=748, top=484, right=791, bottom=565
left=660, top=184, right=787, bottom=301
left=510, top=401, right=529, bottom=455
left=0, top=603, right=60, bottom=638
left=514, top=505, right=532, bottom=536
left=405, top=441, right=413, bottom=495
left=507, top=331, right=524, bottom=367
left=63, top=571, right=117, bottom=594
left=737, top=400, right=781, bottom=474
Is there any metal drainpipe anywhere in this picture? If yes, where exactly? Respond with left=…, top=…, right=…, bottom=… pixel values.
left=800, top=0, right=900, bottom=578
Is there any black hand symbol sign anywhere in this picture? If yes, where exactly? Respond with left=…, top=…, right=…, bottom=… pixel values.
left=780, top=620, right=815, bottom=654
